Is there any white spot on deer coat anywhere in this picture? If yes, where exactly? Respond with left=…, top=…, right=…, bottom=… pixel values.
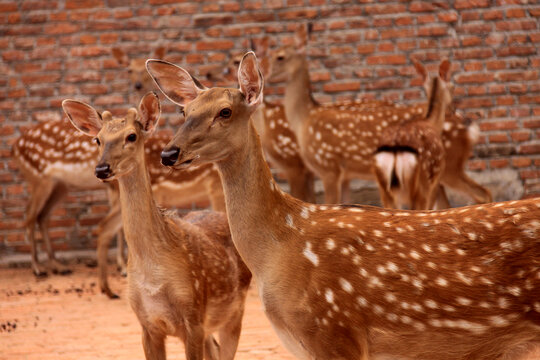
left=303, top=242, right=319, bottom=266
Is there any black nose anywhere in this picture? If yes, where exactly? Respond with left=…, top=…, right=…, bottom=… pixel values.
left=161, top=146, right=180, bottom=166
left=95, top=163, right=111, bottom=179
left=135, top=82, right=142, bottom=90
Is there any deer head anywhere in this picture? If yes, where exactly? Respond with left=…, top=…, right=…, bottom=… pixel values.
left=268, top=24, right=310, bottom=83
left=62, top=92, right=161, bottom=180
left=112, top=47, right=167, bottom=92
left=146, top=52, right=264, bottom=168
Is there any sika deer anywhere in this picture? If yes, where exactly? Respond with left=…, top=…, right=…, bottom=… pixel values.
left=12, top=115, right=224, bottom=299
left=112, top=46, right=167, bottom=94
left=149, top=53, right=540, bottom=360
left=269, top=25, right=491, bottom=207
left=373, top=60, right=452, bottom=210
left=63, top=92, right=251, bottom=360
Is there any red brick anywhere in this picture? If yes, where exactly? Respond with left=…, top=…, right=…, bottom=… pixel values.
left=520, top=170, right=540, bottom=179
left=323, top=82, right=361, bottom=93
left=196, top=40, right=234, bottom=51
left=490, top=159, right=509, bottom=168
left=366, top=54, right=406, bottom=65
left=0, top=2, right=17, bottom=12
left=488, top=134, right=509, bottom=143
left=65, top=0, right=104, bottom=9
left=455, top=73, right=494, bottom=84
left=519, top=144, right=540, bottom=155
left=455, top=0, right=490, bottom=9
left=409, top=1, right=436, bottom=12
left=468, top=159, right=487, bottom=171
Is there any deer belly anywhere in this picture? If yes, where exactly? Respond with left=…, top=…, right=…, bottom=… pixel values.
left=44, top=161, right=102, bottom=189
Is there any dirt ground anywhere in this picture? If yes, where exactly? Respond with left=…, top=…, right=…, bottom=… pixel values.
left=0, top=264, right=294, bottom=360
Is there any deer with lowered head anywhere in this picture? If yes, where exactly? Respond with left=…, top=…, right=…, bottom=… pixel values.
left=148, top=52, right=539, bottom=360
left=269, top=25, right=491, bottom=207
left=62, top=92, right=251, bottom=359
left=373, top=59, right=453, bottom=210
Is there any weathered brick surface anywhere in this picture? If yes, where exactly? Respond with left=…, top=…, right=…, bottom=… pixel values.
left=0, top=1, right=539, bottom=255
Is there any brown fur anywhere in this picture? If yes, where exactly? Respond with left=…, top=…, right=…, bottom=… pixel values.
left=268, top=25, right=491, bottom=206
left=149, top=53, right=540, bottom=360
left=63, top=93, right=251, bottom=360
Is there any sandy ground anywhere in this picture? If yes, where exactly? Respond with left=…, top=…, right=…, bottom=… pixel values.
left=0, top=264, right=294, bottom=360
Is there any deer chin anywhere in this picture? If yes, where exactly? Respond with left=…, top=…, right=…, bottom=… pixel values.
left=173, top=154, right=200, bottom=170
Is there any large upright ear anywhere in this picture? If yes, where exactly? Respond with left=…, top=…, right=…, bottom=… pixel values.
left=439, top=59, right=451, bottom=81
left=112, top=47, right=129, bottom=67
left=138, top=92, right=161, bottom=135
left=238, top=51, right=264, bottom=108
left=412, top=59, right=427, bottom=82
left=153, top=46, right=167, bottom=60
left=62, top=100, right=103, bottom=137
left=146, top=59, right=206, bottom=107
left=294, top=24, right=309, bottom=53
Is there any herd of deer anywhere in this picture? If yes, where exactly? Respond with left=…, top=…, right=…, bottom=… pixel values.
left=10, top=25, right=539, bottom=360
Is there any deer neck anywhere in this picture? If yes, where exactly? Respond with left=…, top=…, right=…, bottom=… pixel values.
left=283, top=57, right=315, bottom=141
left=425, top=82, right=447, bottom=134
left=117, top=154, right=174, bottom=260
left=216, top=120, right=295, bottom=276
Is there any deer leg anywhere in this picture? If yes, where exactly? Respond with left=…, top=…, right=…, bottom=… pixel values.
left=341, top=179, right=351, bottom=204
left=116, top=228, right=127, bottom=277
left=287, top=167, right=315, bottom=203
left=142, top=327, right=166, bottom=360
left=25, top=180, right=56, bottom=277
left=207, top=178, right=226, bottom=213
left=37, top=183, right=71, bottom=275
left=442, top=172, right=492, bottom=204
left=321, top=173, right=342, bottom=204
left=203, top=335, right=220, bottom=360
left=433, top=184, right=451, bottom=209
left=96, top=204, right=123, bottom=299
left=218, top=307, right=245, bottom=360
left=184, top=321, right=205, bottom=360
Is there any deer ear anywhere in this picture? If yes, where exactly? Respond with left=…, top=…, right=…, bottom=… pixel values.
left=62, top=100, right=103, bottom=137
left=146, top=59, right=206, bottom=107
left=439, top=59, right=451, bottom=81
left=412, top=59, right=427, bottom=82
left=294, top=24, right=309, bottom=53
left=238, top=51, right=264, bottom=108
left=138, top=92, right=161, bottom=135
left=112, top=47, right=129, bottom=67
left=153, top=46, right=167, bottom=60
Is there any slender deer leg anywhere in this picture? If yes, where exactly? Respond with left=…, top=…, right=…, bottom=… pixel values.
left=203, top=335, right=220, bottom=360
left=207, top=177, right=226, bottom=212
left=37, top=182, right=71, bottom=275
left=142, top=328, right=166, bottom=360
left=96, top=205, right=122, bottom=299
left=25, top=180, right=56, bottom=277
left=322, top=173, right=342, bottom=204
left=218, top=308, right=245, bottom=360
left=184, top=321, right=205, bottom=360
left=433, top=184, right=451, bottom=209
left=341, top=179, right=351, bottom=204
left=116, top=229, right=127, bottom=277
left=287, top=167, right=316, bottom=203
left=442, top=173, right=493, bottom=204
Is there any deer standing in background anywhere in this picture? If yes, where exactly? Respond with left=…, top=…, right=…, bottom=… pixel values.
left=214, top=40, right=316, bottom=202
left=373, top=60, right=452, bottom=210
left=149, top=53, right=539, bottom=360
left=269, top=25, right=491, bottom=206
left=63, top=92, right=251, bottom=360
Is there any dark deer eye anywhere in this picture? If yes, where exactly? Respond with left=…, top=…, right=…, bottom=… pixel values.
left=233, top=60, right=240, bottom=66
left=220, top=108, right=232, bottom=118
left=94, top=137, right=101, bottom=146
left=277, top=56, right=285, bottom=61
left=126, top=133, right=137, bottom=142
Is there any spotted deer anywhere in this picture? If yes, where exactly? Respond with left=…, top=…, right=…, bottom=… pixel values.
left=373, top=60, right=452, bottom=210
left=63, top=92, right=251, bottom=360
left=148, top=52, right=540, bottom=360
left=12, top=116, right=224, bottom=299
left=269, top=25, right=491, bottom=207
left=213, top=40, right=316, bottom=202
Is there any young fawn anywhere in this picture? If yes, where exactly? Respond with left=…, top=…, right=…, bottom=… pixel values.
left=63, top=92, right=251, bottom=360
left=373, top=60, right=452, bottom=210
left=148, top=53, right=539, bottom=360
left=269, top=25, right=491, bottom=207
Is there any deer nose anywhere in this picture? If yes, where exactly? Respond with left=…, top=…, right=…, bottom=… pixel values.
left=134, top=82, right=142, bottom=90
left=161, top=146, right=180, bottom=166
left=95, top=163, right=111, bottom=179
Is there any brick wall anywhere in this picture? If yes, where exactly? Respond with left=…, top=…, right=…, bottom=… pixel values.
left=1, top=0, right=539, bottom=256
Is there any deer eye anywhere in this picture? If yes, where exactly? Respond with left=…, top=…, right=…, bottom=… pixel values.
left=277, top=56, right=285, bottom=61
left=127, top=69, right=133, bottom=74
left=219, top=108, right=232, bottom=118
left=233, top=60, right=240, bottom=66
left=94, top=137, right=101, bottom=146
left=126, top=133, right=137, bottom=142
left=180, top=109, right=185, bottom=117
